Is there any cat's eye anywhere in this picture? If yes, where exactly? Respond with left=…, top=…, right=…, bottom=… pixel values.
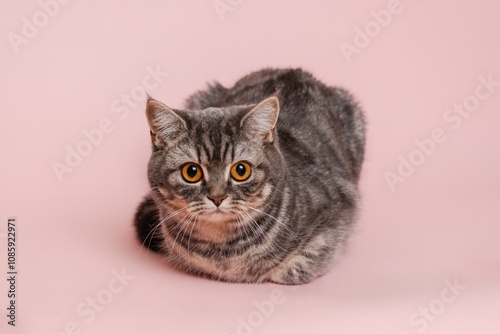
left=230, top=161, right=252, bottom=182
left=181, top=162, right=203, bottom=183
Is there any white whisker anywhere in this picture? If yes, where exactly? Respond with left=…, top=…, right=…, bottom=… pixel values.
left=247, top=206, right=299, bottom=243
left=138, top=205, right=188, bottom=257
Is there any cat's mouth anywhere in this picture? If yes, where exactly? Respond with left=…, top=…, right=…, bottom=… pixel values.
left=197, top=207, right=236, bottom=223
left=202, top=207, right=233, bottom=216
left=186, top=200, right=254, bottom=224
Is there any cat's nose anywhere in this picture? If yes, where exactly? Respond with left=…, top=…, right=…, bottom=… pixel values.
left=207, top=195, right=227, bottom=207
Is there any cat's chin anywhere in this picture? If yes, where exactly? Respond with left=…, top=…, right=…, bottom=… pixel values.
left=198, top=208, right=235, bottom=223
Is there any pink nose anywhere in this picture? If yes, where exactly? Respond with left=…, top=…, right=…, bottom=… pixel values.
left=207, top=195, right=227, bottom=207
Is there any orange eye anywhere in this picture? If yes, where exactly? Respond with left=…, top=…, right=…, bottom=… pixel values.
left=181, top=162, right=203, bottom=183
left=230, top=161, right=252, bottom=182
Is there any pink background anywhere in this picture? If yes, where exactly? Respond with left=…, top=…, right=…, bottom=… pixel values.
left=1, top=0, right=499, bottom=333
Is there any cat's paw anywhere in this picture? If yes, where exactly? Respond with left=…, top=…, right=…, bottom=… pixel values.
left=268, top=259, right=317, bottom=285
left=269, top=269, right=314, bottom=285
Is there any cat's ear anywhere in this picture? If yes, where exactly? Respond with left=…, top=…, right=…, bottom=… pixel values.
left=241, top=96, right=280, bottom=143
left=146, top=97, right=187, bottom=147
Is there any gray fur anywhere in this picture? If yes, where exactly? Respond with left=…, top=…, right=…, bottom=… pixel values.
left=135, top=68, right=365, bottom=284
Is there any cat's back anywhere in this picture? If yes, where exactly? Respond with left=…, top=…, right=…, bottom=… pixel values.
left=232, top=68, right=365, bottom=181
left=188, top=68, right=334, bottom=120
left=185, top=68, right=365, bottom=181
left=226, top=69, right=361, bottom=137
left=226, top=68, right=332, bottom=122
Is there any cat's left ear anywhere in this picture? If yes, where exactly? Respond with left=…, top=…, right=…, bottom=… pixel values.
left=241, top=96, right=280, bottom=143
left=146, top=97, right=187, bottom=147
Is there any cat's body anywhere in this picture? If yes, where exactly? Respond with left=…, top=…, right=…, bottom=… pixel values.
left=135, top=68, right=365, bottom=284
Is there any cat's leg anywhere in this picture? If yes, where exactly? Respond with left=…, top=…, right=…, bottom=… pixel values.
left=134, top=194, right=164, bottom=253
left=268, top=233, right=342, bottom=285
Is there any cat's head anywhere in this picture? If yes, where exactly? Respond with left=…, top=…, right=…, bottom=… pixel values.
left=145, top=96, right=285, bottom=228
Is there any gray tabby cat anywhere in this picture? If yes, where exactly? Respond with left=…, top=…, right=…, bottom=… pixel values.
left=135, top=68, right=365, bottom=285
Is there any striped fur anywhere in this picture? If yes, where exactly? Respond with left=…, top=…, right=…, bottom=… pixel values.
left=134, top=68, right=365, bottom=284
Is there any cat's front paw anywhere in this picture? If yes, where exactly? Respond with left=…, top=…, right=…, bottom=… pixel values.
left=269, top=269, right=314, bottom=285
left=268, top=260, right=317, bottom=285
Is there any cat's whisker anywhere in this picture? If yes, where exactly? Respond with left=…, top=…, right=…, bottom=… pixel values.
left=179, top=212, right=199, bottom=273
left=245, top=210, right=293, bottom=252
left=186, top=201, right=206, bottom=211
left=232, top=212, right=245, bottom=257
left=240, top=210, right=290, bottom=261
left=171, top=212, right=197, bottom=258
left=138, top=205, right=188, bottom=257
left=238, top=208, right=291, bottom=255
left=247, top=206, right=300, bottom=244
left=186, top=213, right=198, bottom=252
left=235, top=210, right=253, bottom=244
left=236, top=209, right=260, bottom=241
left=237, top=209, right=285, bottom=264
left=166, top=212, right=190, bottom=264
left=239, top=210, right=266, bottom=237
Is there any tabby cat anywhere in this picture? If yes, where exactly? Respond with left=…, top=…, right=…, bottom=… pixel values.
left=134, top=68, right=365, bottom=285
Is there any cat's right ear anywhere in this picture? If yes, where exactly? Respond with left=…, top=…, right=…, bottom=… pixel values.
left=146, top=97, right=187, bottom=147
left=240, top=96, right=280, bottom=143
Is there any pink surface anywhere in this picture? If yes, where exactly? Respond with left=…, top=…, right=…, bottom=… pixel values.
left=1, top=0, right=499, bottom=333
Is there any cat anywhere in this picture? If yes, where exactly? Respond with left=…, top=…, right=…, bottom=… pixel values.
left=134, top=68, right=365, bottom=285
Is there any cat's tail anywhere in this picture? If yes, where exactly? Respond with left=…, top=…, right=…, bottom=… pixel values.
left=184, top=82, right=228, bottom=110
left=134, top=194, right=164, bottom=253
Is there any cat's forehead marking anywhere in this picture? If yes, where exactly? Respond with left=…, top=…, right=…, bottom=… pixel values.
left=194, top=118, right=236, bottom=164
left=171, top=142, right=198, bottom=163
left=185, top=107, right=260, bottom=166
